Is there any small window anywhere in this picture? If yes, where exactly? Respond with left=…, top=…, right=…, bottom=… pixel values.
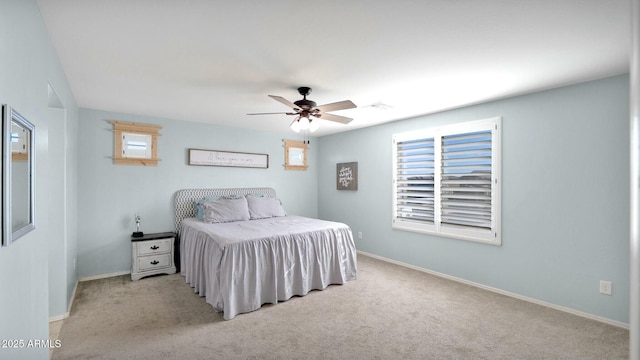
left=392, top=117, right=501, bottom=245
left=122, top=133, right=152, bottom=158
left=110, top=120, right=161, bottom=166
left=283, top=139, right=308, bottom=171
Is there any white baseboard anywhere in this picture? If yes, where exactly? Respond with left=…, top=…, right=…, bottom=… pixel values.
left=49, top=279, right=78, bottom=323
left=50, top=272, right=130, bottom=322
left=357, top=250, right=629, bottom=329
left=79, top=270, right=131, bottom=282
left=49, top=313, right=68, bottom=322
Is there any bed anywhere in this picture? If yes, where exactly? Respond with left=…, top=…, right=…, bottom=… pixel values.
left=174, top=187, right=357, bottom=320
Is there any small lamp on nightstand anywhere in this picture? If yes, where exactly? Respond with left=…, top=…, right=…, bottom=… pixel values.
left=132, top=213, right=144, bottom=237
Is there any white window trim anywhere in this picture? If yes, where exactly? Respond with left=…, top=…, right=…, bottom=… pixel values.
left=122, top=133, right=152, bottom=159
left=392, top=117, right=501, bottom=245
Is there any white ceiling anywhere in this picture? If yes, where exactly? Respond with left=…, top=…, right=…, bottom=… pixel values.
left=37, top=0, right=630, bottom=137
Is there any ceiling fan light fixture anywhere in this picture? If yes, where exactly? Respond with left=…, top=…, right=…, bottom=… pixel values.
left=290, top=118, right=301, bottom=133
left=308, top=118, right=319, bottom=133
left=290, top=115, right=319, bottom=133
left=298, top=115, right=311, bottom=131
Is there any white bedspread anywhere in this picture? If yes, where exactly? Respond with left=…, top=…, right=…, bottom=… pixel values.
left=180, top=216, right=357, bottom=320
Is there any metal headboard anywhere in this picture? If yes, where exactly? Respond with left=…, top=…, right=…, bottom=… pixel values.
left=173, top=187, right=276, bottom=234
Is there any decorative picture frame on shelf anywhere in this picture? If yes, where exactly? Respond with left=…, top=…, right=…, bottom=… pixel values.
left=337, top=162, right=358, bottom=190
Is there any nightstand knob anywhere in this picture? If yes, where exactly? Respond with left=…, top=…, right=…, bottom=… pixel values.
left=150, top=245, right=159, bottom=250
left=150, top=260, right=159, bottom=265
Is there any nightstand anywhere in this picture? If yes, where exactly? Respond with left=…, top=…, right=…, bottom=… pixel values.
left=131, top=232, right=177, bottom=281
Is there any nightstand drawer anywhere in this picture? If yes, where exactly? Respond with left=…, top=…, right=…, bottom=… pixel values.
left=137, top=253, right=172, bottom=271
left=137, top=239, right=172, bottom=255
left=131, top=232, right=176, bottom=281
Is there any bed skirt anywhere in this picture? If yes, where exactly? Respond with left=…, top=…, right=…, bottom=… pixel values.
left=180, top=216, right=358, bottom=320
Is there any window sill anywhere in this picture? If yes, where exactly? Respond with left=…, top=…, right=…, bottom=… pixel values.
left=392, top=221, right=501, bottom=246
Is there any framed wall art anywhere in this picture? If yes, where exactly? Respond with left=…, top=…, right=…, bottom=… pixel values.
left=188, top=148, right=268, bottom=168
left=337, top=162, right=358, bottom=190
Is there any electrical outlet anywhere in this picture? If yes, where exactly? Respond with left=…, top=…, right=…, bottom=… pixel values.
left=358, top=232, right=363, bottom=240
left=599, top=280, right=612, bottom=295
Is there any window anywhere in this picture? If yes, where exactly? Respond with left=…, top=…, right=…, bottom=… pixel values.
left=109, top=120, right=161, bottom=166
left=283, top=139, right=308, bottom=171
left=122, top=133, right=152, bottom=158
left=392, top=117, right=501, bottom=245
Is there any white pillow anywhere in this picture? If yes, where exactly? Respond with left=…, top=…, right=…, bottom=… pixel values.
left=202, top=197, right=250, bottom=223
left=195, top=194, right=243, bottom=219
left=246, top=195, right=287, bottom=219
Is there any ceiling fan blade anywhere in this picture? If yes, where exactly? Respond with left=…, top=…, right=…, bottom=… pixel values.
left=247, top=112, right=296, bottom=115
left=314, top=100, right=356, bottom=113
left=316, top=112, right=353, bottom=124
left=268, top=95, right=300, bottom=110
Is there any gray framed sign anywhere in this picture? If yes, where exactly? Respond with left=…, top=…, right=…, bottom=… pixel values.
left=337, top=162, right=358, bottom=190
left=188, top=148, right=268, bottom=168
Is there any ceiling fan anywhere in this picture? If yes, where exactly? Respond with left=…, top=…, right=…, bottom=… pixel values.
left=247, top=87, right=356, bottom=133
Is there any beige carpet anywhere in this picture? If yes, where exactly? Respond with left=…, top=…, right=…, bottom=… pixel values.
left=52, top=254, right=629, bottom=360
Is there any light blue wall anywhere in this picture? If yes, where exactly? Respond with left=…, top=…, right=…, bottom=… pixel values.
left=77, top=109, right=318, bottom=278
left=0, top=5, right=629, bottom=354
left=48, top=103, right=78, bottom=320
left=318, top=75, right=630, bottom=324
left=0, top=1, right=79, bottom=359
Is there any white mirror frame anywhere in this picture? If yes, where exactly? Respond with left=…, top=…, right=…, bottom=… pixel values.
left=2, top=105, right=36, bottom=246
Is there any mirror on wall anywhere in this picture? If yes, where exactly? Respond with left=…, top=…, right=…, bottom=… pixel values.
left=2, top=105, right=35, bottom=246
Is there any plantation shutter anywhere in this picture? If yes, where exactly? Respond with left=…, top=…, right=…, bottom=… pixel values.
left=392, top=117, right=500, bottom=244
left=440, top=130, right=493, bottom=230
left=395, top=137, right=435, bottom=224
left=122, top=133, right=152, bottom=158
